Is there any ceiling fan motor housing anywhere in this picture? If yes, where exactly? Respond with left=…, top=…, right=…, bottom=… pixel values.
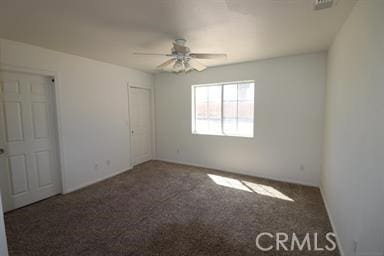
left=175, top=38, right=186, bottom=45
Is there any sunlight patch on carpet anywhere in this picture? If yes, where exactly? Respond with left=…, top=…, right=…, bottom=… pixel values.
left=208, top=174, right=294, bottom=202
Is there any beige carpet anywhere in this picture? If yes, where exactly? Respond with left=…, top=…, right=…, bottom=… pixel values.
left=5, top=161, right=339, bottom=255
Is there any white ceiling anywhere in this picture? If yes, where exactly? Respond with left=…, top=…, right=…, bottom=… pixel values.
left=0, top=0, right=356, bottom=73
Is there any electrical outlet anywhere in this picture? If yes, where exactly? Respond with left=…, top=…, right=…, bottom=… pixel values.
left=94, top=163, right=99, bottom=171
left=300, top=164, right=305, bottom=171
left=106, top=160, right=111, bottom=166
left=176, top=148, right=180, bottom=154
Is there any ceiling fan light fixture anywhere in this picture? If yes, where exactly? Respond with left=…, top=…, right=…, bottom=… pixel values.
left=183, top=61, right=192, bottom=72
left=173, top=60, right=183, bottom=72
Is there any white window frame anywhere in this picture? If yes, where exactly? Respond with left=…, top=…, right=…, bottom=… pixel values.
left=191, top=80, right=255, bottom=138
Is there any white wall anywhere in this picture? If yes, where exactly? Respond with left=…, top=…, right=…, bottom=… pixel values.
left=155, top=53, right=326, bottom=186
left=322, top=1, right=384, bottom=255
left=0, top=38, right=154, bottom=193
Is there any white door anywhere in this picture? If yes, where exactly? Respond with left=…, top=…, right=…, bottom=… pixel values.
left=0, top=71, right=61, bottom=212
left=129, top=87, right=152, bottom=166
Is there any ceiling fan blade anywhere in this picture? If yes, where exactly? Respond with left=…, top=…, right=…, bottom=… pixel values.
left=134, top=52, right=172, bottom=56
left=189, top=53, right=227, bottom=59
left=173, top=43, right=188, bottom=53
left=157, top=58, right=176, bottom=69
left=189, top=59, right=207, bottom=72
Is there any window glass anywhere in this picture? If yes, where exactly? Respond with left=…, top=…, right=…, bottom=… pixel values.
left=193, top=81, right=254, bottom=137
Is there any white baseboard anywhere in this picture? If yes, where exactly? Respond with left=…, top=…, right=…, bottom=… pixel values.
left=320, top=186, right=344, bottom=256
left=155, top=157, right=318, bottom=187
left=64, top=166, right=133, bottom=194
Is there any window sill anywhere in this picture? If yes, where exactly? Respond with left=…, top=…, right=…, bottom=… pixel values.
left=191, top=131, right=254, bottom=138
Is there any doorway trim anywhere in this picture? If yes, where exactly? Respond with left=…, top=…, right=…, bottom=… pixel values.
left=0, top=63, right=67, bottom=194
left=127, top=83, right=155, bottom=167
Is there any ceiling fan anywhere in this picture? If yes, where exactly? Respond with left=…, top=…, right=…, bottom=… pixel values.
left=134, top=39, right=227, bottom=73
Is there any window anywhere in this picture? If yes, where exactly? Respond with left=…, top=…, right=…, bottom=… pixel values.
left=192, top=81, right=254, bottom=137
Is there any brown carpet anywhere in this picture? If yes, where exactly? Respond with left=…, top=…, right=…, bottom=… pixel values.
left=5, top=161, right=339, bottom=256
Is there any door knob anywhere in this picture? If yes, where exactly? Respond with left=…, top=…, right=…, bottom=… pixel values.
left=0, top=148, right=5, bottom=155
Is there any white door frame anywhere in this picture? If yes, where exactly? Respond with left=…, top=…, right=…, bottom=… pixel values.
left=0, top=192, right=8, bottom=256
left=0, top=63, right=67, bottom=194
left=127, top=83, right=155, bottom=167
